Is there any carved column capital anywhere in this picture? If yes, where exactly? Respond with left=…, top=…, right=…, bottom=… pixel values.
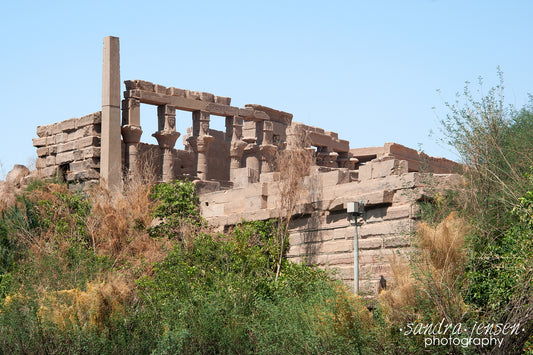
left=153, top=130, right=180, bottom=149
left=121, top=124, right=143, bottom=144
left=158, top=104, right=176, bottom=131
left=196, top=135, right=214, bottom=153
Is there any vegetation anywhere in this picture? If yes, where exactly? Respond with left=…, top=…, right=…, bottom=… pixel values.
left=0, top=72, right=531, bottom=354
left=0, top=179, right=379, bottom=354
left=377, top=73, right=533, bottom=354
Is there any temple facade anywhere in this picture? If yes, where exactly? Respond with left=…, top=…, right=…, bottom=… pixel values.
left=32, top=37, right=461, bottom=294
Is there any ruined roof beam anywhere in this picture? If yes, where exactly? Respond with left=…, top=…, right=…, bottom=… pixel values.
left=125, top=89, right=267, bottom=121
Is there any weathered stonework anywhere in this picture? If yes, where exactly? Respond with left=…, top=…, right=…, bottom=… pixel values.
left=32, top=37, right=463, bottom=294
left=33, top=112, right=102, bottom=183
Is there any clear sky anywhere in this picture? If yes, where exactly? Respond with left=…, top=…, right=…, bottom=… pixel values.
left=1, top=0, right=532, bottom=178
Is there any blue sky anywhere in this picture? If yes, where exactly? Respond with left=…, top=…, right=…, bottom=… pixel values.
left=1, top=0, right=532, bottom=177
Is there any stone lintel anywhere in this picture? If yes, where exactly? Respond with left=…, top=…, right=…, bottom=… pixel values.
left=244, top=104, right=293, bottom=125
left=125, top=89, right=268, bottom=121
left=307, top=131, right=350, bottom=152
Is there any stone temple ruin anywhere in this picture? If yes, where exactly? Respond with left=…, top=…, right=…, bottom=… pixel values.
left=32, top=37, right=461, bottom=294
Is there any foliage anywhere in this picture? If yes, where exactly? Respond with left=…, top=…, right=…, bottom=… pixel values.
left=433, top=72, right=533, bottom=353
left=148, top=180, right=204, bottom=240
left=137, top=220, right=376, bottom=354
left=0, top=179, right=382, bottom=353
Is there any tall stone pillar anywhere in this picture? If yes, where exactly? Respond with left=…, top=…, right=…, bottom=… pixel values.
left=121, top=98, right=142, bottom=177
left=189, top=111, right=213, bottom=180
left=226, top=116, right=246, bottom=181
left=101, top=36, right=122, bottom=189
left=153, top=105, right=180, bottom=182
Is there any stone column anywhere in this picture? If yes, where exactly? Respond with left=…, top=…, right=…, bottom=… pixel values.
left=259, top=121, right=277, bottom=173
left=101, top=36, right=121, bottom=190
left=189, top=111, right=214, bottom=180
left=243, top=138, right=260, bottom=183
left=226, top=116, right=247, bottom=181
left=153, top=104, right=180, bottom=182
left=121, top=125, right=143, bottom=176
left=121, top=98, right=142, bottom=176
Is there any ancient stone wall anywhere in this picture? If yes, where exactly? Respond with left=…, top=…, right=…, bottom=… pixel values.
left=200, top=160, right=461, bottom=294
left=33, top=112, right=102, bottom=182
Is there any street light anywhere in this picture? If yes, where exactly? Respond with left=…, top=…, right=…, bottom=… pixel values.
left=346, top=201, right=364, bottom=293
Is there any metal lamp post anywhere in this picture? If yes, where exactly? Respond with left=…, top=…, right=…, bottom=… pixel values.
left=347, top=200, right=364, bottom=293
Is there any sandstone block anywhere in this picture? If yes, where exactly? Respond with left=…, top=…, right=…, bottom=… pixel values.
left=36, top=125, right=51, bottom=138
left=38, top=166, right=58, bottom=178
left=45, top=155, right=56, bottom=167
left=358, top=219, right=411, bottom=238
left=139, top=80, right=155, bottom=92
left=224, top=198, right=245, bottom=214
left=330, top=265, right=354, bottom=280
left=320, top=239, right=353, bottom=254
left=315, top=252, right=353, bottom=266
left=67, top=126, right=99, bottom=142
left=50, top=123, right=62, bottom=135
left=35, top=158, right=46, bottom=169
left=245, top=195, right=267, bottom=210
left=32, top=137, right=47, bottom=147
left=167, top=87, right=186, bottom=97
left=333, top=226, right=351, bottom=240
left=56, top=150, right=82, bottom=165
left=358, top=164, right=372, bottom=180
left=36, top=147, right=48, bottom=157
left=154, top=84, right=167, bottom=94
left=76, top=136, right=101, bottom=149
left=286, top=244, right=302, bottom=257
left=359, top=238, right=382, bottom=250
left=81, top=147, right=101, bottom=159
left=67, top=169, right=100, bottom=181
left=392, top=187, right=430, bottom=204
left=289, top=233, right=304, bottom=246
left=215, top=96, right=231, bottom=105
left=56, top=141, right=76, bottom=154
left=55, top=133, right=68, bottom=144
left=385, top=204, right=413, bottom=220
left=360, top=264, right=391, bottom=279
left=69, top=159, right=99, bottom=172
left=259, top=172, right=280, bottom=183
left=59, top=119, right=76, bottom=132
left=76, top=112, right=102, bottom=128
left=240, top=208, right=275, bottom=222
left=383, top=235, right=412, bottom=248
left=186, top=90, right=201, bottom=100
left=359, top=252, right=391, bottom=265
left=201, top=202, right=225, bottom=218
left=199, top=92, right=215, bottom=102
left=316, top=169, right=350, bottom=187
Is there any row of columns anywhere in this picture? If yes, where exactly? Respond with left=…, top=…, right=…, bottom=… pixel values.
left=120, top=98, right=267, bottom=183
left=120, top=97, right=354, bottom=183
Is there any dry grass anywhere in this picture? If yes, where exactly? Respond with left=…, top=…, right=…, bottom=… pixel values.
left=379, top=213, right=470, bottom=324
left=37, top=274, right=133, bottom=330
left=272, top=128, right=314, bottom=280
left=86, top=174, right=174, bottom=275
